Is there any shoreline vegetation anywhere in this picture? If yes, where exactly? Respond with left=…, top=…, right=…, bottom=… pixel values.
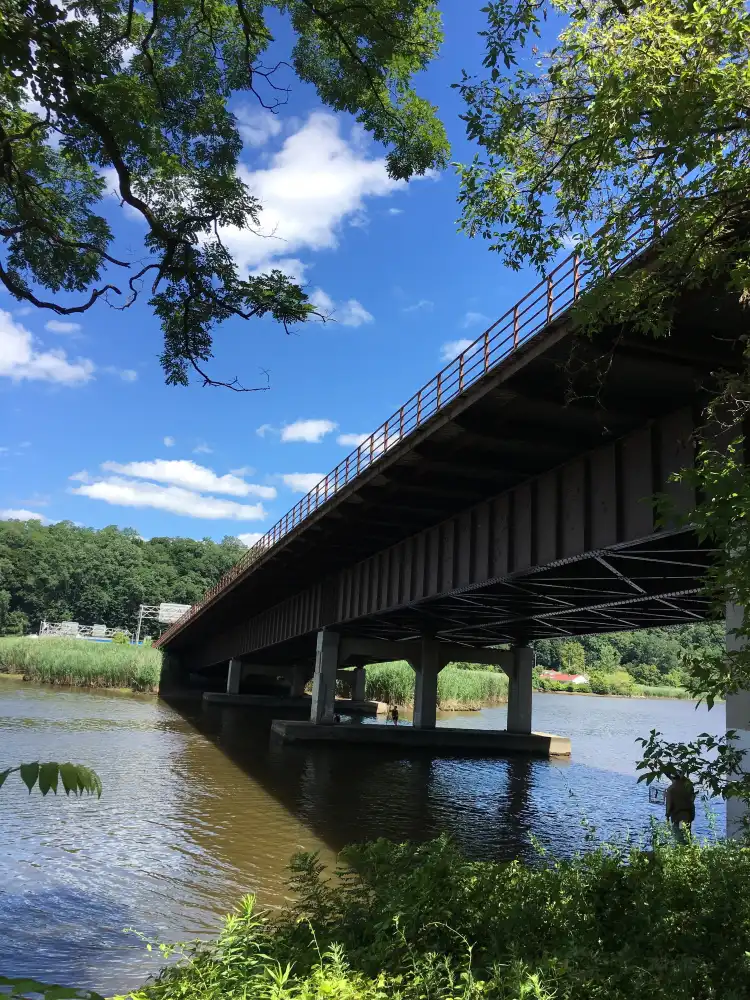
left=0, top=639, right=695, bottom=704
left=117, top=836, right=749, bottom=1000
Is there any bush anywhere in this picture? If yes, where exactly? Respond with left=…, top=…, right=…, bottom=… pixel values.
left=111, top=631, right=130, bottom=645
left=124, top=836, right=750, bottom=1000
left=0, top=637, right=162, bottom=690
left=588, top=669, right=636, bottom=696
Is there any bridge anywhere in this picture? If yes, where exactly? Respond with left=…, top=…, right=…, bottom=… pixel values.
left=157, top=239, right=749, bottom=828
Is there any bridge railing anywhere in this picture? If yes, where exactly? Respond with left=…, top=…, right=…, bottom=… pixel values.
left=156, top=229, right=651, bottom=646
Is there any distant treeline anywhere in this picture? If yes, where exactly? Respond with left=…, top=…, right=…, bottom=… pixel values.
left=532, top=624, right=724, bottom=688
left=0, top=519, right=246, bottom=636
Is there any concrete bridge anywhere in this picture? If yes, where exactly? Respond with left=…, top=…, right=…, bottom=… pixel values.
left=157, top=243, right=749, bottom=827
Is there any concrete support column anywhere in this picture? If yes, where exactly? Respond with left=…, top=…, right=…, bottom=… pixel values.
left=226, top=657, right=243, bottom=695
left=290, top=664, right=308, bottom=698
left=507, top=646, right=534, bottom=734
left=413, top=638, right=441, bottom=730
left=310, top=630, right=340, bottom=725
left=351, top=666, right=366, bottom=702
left=726, top=602, right=750, bottom=837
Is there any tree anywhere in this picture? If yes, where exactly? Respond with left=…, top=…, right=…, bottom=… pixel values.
left=456, top=0, right=750, bottom=341
left=559, top=640, right=585, bottom=675
left=1, top=0, right=449, bottom=389
left=457, top=0, right=750, bottom=824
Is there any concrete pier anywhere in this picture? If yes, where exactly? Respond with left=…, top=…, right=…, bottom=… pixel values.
left=270, top=720, right=571, bottom=757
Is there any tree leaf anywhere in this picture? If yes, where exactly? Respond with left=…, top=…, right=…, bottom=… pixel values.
left=19, top=762, right=39, bottom=794
left=59, top=763, right=79, bottom=796
left=38, top=762, right=59, bottom=796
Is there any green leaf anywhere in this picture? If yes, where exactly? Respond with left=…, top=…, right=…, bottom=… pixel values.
left=59, top=763, right=79, bottom=796
left=19, top=762, right=39, bottom=793
left=0, top=768, right=12, bottom=789
left=38, top=762, right=59, bottom=796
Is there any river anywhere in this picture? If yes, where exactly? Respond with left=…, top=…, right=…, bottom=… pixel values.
left=0, top=681, right=724, bottom=995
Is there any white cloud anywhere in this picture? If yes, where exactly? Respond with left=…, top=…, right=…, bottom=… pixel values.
left=45, top=319, right=82, bottom=335
left=388, top=207, right=403, bottom=216
left=237, top=531, right=264, bottom=547
left=14, top=306, right=33, bottom=317
left=70, top=477, right=267, bottom=520
left=69, top=469, right=89, bottom=483
left=403, top=299, right=434, bottom=314
left=461, top=311, right=490, bottom=329
left=440, top=339, right=476, bottom=362
left=281, top=473, right=326, bottom=493
left=230, top=465, right=255, bottom=476
left=193, top=442, right=213, bottom=454
left=337, top=432, right=369, bottom=447
left=99, top=459, right=277, bottom=499
left=104, top=365, right=138, bottom=381
left=310, top=288, right=373, bottom=327
left=235, top=106, right=283, bottom=147
left=0, top=508, right=49, bottom=522
left=222, top=112, right=408, bottom=273
left=256, top=423, right=274, bottom=438
left=163, top=436, right=175, bottom=447
left=0, top=309, right=94, bottom=384
left=281, top=419, right=337, bottom=444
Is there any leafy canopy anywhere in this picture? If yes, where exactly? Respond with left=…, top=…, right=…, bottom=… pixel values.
left=456, top=0, right=750, bottom=334
left=1, top=0, right=449, bottom=388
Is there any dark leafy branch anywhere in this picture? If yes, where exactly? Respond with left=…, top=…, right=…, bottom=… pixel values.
left=1, top=0, right=448, bottom=388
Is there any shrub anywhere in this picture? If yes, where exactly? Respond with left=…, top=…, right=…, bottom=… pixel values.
left=124, top=836, right=750, bottom=1000
left=111, top=631, right=130, bottom=645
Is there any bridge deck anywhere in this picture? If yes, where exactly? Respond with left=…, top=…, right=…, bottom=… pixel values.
left=158, top=245, right=745, bottom=671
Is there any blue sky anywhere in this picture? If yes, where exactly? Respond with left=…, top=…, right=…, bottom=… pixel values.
left=0, top=3, right=546, bottom=546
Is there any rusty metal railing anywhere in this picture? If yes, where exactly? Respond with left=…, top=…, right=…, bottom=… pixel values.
left=156, top=231, right=649, bottom=646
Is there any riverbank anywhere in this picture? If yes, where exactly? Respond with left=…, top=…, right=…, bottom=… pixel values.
left=0, top=637, right=162, bottom=690
left=120, top=835, right=749, bottom=1000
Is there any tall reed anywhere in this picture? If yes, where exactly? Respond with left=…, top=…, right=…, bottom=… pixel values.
left=0, top=637, right=162, bottom=690
left=364, top=661, right=508, bottom=710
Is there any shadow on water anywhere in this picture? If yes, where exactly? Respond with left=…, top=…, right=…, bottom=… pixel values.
left=162, top=694, right=570, bottom=866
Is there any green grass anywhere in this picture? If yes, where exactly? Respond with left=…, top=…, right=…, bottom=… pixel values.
left=0, top=637, right=162, bottom=691
left=635, top=684, right=692, bottom=699
left=364, top=661, right=508, bottom=710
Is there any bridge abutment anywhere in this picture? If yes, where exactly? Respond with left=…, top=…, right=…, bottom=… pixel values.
left=726, top=603, right=750, bottom=837
left=413, top=638, right=442, bottom=730
left=226, top=657, right=243, bottom=695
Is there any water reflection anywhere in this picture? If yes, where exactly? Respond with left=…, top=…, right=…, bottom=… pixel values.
left=0, top=682, right=725, bottom=994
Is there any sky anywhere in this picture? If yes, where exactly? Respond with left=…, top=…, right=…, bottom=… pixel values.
left=0, top=3, right=549, bottom=547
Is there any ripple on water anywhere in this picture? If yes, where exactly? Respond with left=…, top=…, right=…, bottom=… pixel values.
left=0, top=681, right=725, bottom=994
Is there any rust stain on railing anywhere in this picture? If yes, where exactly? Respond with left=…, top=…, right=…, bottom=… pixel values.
left=156, top=236, right=646, bottom=647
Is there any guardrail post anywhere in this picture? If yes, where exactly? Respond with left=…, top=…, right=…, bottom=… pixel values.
left=417, top=389, right=423, bottom=424
left=483, top=330, right=490, bottom=371
left=513, top=304, right=519, bottom=346
left=437, top=372, right=443, bottom=409
left=573, top=254, right=580, bottom=298
left=458, top=352, right=465, bottom=392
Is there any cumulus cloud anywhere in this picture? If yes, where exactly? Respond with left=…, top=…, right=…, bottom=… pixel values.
left=104, top=366, right=138, bottom=381
left=222, top=112, right=407, bottom=273
left=310, top=288, right=374, bottom=327
left=461, top=311, right=490, bottom=329
left=99, top=459, right=277, bottom=499
left=337, top=432, right=369, bottom=447
left=0, top=508, right=49, bottom=522
left=281, top=419, right=337, bottom=443
left=403, top=299, right=434, bottom=314
left=235, top=106, right=283, bottom=147
left=70, top=477, right=267, bottom=520
left=163, top=436, right=175, bottom=447
left=281, top=473, right=325, bottom=493
left=440, top=339, right=477, bottom=362
left=0, top=309, right=94, bottom=384
left=45, top=319, right=82, bottom=335
left=237, top=531, right=264, bottom=547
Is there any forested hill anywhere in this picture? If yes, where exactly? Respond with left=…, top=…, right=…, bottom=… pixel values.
left=0, top=518, right=247, bottom=635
